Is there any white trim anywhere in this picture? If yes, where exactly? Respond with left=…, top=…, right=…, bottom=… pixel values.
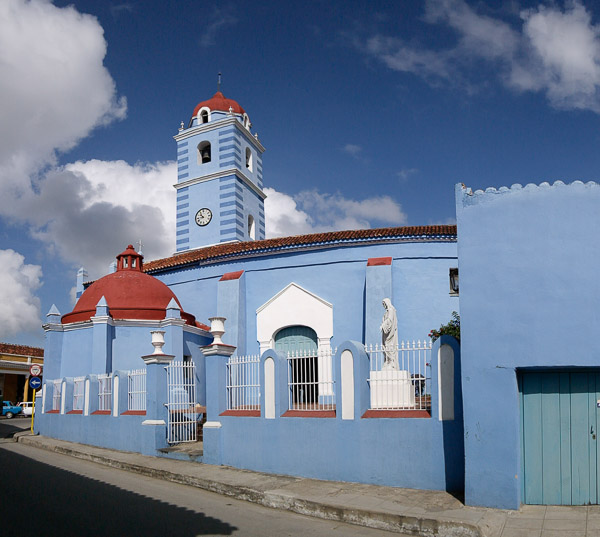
left=341, top=350, right=354, bottom=420
left=142, top=354, right=175, bottom=365
left=142, top=419, right=166, bottom=425
left=257, top=282, right=332, bottom=314
left=60, top=380, right=66, bottom=414
left=90, top=315, right=112, bottom=324
left=84, top=379, right=90, bottom=416
left=203, top=421, right=222, bottom=428
left=196, top=106, right=211, bottom=124
left=42, top=322, right=64, bottom=332
left=264, top=357, right=275, bottom=419
left=112, top=376, right=119, bottom=417
left=49, top=317, right=208, bottom=336
left=256, top=283, right=333, bottom=355
left=174, top=117, right=266, bottom=152
left=174, top=168, right=266, bottom=200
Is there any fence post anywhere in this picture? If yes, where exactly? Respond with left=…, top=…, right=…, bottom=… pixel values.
left=260, top=349, right=287, bottom=419
left=62, top=378, right=73, bottom=414
left=140, top=351, right=174, bottom=456
left=202, top=317, right=236, bottom=466
left=85, top=375, right=99, bottom=416
left=336, top=341, right=370, bottom=419
left=112, top=370, right=128, bottom=417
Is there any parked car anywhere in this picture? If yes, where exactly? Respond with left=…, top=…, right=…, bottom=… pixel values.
left=2, top=401, right=22, bottom=419
left=17, top=401, right=33, bottom=417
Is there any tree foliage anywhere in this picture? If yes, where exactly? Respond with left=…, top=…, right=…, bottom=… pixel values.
left=429, top=311, right=460, bottom=343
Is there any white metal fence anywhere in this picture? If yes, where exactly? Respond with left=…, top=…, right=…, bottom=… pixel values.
left=166, top=360, right=198, bottom=444
left=52, top=380, right=62, bottom=411
left=226, top=354, right=260, bottom=411
left=98, top=374, right=112, bottom=411
left=287, top=348, right=336, bottom=411
left=367, top=340, right=431, bottom=411
left=73, top=376, right=85, bottom=411
left=128, top=369, right=146, bottom=411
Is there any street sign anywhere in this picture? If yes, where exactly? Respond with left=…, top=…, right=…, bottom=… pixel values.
left=30, top=364, right=42, bottom=377
left=29, top=377, right=42, bottom=390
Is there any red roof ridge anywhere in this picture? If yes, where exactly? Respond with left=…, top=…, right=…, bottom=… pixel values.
left=144, top=225, right=457, bottom=274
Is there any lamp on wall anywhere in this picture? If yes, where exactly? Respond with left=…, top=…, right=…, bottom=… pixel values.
left=449, top=268, right=459, bottom=295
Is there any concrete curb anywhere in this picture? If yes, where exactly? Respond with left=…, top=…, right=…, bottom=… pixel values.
left=17, top=435, right=484, bottom=537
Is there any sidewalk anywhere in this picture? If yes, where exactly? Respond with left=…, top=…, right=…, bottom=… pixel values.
left=13, top=433, right=596, bottom=537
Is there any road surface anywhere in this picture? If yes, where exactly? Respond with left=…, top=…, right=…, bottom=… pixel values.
left=0, top=441, right=407, bottom=536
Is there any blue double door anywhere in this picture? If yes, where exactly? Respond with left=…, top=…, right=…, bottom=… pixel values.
left=520, top=370, right=600, bottom=505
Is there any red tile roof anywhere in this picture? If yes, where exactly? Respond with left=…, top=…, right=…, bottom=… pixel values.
left=0, top=343, right=44, bottom=358
left=144, top=225, right=457, bottom=274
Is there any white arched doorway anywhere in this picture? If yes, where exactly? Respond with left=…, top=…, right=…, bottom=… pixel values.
left=256, top=283, right=333, bottom=355
left=256, top=283, right=334, bottom=402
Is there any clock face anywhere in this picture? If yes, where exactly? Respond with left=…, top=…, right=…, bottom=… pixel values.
left=195, top=208, right=212, bottom=226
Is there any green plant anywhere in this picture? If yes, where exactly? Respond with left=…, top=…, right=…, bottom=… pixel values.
left=429, top=311, right=460, bottom=342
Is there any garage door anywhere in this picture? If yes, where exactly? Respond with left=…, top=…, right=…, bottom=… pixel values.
left=520, top=370, right=600, bottom=505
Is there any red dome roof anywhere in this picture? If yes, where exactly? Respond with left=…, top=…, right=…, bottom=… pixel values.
left=192, top=91, right=245, bottom=117
left=62, top=245, right=199, bottom=327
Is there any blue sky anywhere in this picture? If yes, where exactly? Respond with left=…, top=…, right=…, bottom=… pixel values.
left=2, top=0, right=600, bottom=347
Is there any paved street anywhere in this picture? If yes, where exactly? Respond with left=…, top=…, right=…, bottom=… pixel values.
left=0, top=442, right=405, bottom=537
left=0, top=415, right=30, bottom=440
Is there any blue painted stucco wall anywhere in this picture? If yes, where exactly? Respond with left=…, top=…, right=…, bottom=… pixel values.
left=154, top=239, right=459, bottom=352
left=202, top=338, right=464, bottom=492
left=456, top=181, right=600, bottom=509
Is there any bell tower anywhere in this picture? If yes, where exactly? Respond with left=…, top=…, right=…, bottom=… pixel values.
left=173, top=88, right=266, bottom=252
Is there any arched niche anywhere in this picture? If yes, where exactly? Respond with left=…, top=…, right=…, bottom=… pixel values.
left=256, top=283, right=333, bottom=355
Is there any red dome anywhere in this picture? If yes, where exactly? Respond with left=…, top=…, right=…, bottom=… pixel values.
left=62, top=245, right=199, bottom=327
left=192, top=91, right=245, bottom=117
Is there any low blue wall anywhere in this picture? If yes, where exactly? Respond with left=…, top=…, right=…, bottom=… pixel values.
left=205, top=338, right=463, bottom=492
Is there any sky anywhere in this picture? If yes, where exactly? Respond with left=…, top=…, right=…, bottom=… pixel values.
left=2, top=0, right=600, bottom=347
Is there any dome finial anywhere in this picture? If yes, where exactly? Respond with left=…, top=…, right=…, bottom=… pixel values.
left=217, top=72, right=222, bottom=93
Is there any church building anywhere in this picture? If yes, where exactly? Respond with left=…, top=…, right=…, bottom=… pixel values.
left=36, top=89, right=463, bottom=498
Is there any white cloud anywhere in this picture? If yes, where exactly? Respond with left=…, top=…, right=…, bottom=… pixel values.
left=397, top=168, right=419, bottom=181
left=264, top=188, right=314, bottom=237
left=342, top=143, right=363, bottom=157
left=517, top=3, right=600, bottom=111
left=199, top=5, right=238, bottom=47
left=0, top=1, right=142, bottom=279
left=264, top=187, right=407, bottom=238
left=0, top=250, right=43, bottom=338
left=360, top=0, right=600, bottom=113
left=23, top=160, right=176, bottom=279
left=0, top=0, right=126, bottom=195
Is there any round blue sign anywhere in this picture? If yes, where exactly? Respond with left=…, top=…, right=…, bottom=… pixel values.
left=29, top=376, right=42, bottom=390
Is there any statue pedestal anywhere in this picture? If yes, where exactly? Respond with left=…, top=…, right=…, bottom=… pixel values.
left=369, top=369, right=415, bottom=409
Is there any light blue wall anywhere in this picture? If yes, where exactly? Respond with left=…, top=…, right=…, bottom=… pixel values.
left=203, top=339, right=464, bottom=492
left=456, top=181, right=600, bottom=509
left=59, top=326, right=93, bottom=377
left=155, top=240, right=459, bottom=352
left=45, top=319, right=211, bottom=392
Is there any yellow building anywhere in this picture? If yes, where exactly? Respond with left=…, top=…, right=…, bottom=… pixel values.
left=0, top=343, right=44, bottom=404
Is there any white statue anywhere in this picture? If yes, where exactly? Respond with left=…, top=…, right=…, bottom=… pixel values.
left=380, top=298, right=398, bottom=370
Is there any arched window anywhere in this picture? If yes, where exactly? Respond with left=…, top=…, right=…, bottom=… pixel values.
left=197, top=141, right=211, bottom=164
left=201, top=110, right=209, bottom=124
left=248, top=214, right=256, bottom=240
left=245, top=147, right=253, bottom=172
